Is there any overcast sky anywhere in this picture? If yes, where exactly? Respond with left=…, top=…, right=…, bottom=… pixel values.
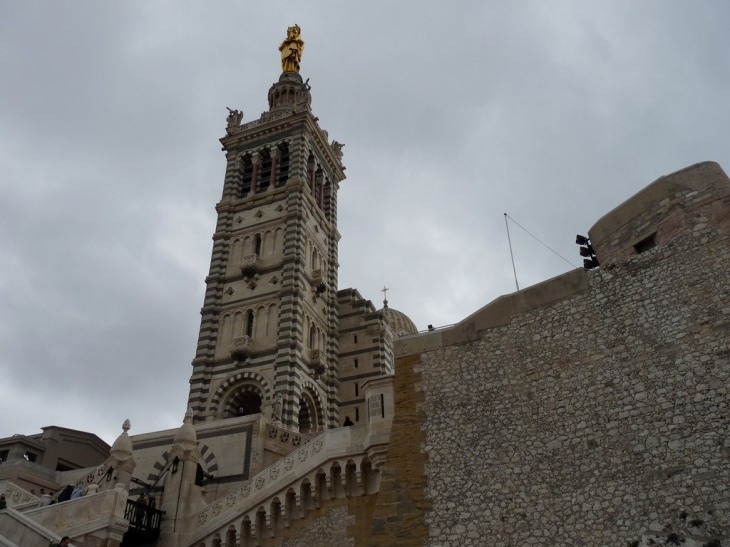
left=1, top=1, right=729, bottom=444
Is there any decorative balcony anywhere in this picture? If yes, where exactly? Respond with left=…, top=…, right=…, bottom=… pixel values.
left=240, top=254, right=260, bottom=279
left=309, top=349, right=325, bottom=376
left=311, top=269, right=326, bottom=293
left=230, top=335, right=253, bottom=360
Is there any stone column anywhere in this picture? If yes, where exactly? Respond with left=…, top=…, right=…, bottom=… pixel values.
left=250, top=154, right=261, bottom=197
left=309, top=164, right=316, bottom=195
left=159, top=409, right=203, bottom=547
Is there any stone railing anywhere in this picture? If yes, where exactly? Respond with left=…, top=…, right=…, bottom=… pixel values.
left=22, top=485, right=129, bottom=544
left=0, top=508, right=59, bottom=547
left=0, top=481, right=38, bottom=510
left=0, top=485, right=129, bottom=547
left=264, top=425, right=313, bottom=453
left=185, top=426, right=369, bottom=545
left=239, top=109, right=294, bottom=131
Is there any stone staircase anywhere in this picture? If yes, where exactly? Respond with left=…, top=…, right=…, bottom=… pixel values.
left=0, top=481, right=129, bottom=547
left=184, top=425, right=383, bottom=547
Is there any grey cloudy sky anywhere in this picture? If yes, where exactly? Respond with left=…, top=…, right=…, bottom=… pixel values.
left=1, top=1, right=729, bottom=443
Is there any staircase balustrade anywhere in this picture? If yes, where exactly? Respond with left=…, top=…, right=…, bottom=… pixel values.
left=185, top=426, right=379, bottom=547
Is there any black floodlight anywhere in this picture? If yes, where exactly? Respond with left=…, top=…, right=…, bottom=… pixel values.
left=576, top=234, right=599, bottom=270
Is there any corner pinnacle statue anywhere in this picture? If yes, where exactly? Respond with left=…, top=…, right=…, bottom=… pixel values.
left=279, top=24, right=304, bottom=73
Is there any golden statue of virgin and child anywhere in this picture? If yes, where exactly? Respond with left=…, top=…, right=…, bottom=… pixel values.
left=279, top=25, right=304, bottom=73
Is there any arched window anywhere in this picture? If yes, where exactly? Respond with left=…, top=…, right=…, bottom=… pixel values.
left=228, top=388, right=262, bottom=418
left=258, top=151, right=271, bottom=193
left=254, top=234, right=262, bottom=256
left=309, top=323, right=316, bottom=349
left=314, top=169, right=322, bottom=205
left=323, top=180, right=332, bottom=220
left=240, top=156, right=253, bottom=197
left=299, top=400, right=311, bottom=433
left=246, top=310, right=254, bottom=337
left=307, top=153, right=316, bottom=195
left=277, top=143, right=290, bottom=187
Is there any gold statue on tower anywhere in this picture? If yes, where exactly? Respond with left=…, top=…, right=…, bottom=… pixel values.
left=279, top=25, right=304, bottom=73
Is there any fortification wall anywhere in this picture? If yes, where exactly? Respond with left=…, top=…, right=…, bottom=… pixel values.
left=381, top=166, right=730, bottom=546
left=589, top=161, right=730, bottom=266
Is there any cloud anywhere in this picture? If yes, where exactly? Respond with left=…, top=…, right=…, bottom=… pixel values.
left=1, top=1, right=729, bottom=442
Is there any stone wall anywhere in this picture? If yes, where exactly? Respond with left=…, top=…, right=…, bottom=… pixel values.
left=389, top=172, right=730, bottom=546
left=279, top=504, right=354, bottom=547
left=589, top=161, right=730, bottom=267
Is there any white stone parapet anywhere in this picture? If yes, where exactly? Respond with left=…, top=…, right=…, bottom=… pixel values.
left=0, top=487, right=128, bottom=547
left=0, top=481, right=38, bottom=510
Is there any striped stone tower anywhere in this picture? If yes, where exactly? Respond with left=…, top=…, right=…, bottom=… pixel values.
left=186, top=68, right=345, bottom=432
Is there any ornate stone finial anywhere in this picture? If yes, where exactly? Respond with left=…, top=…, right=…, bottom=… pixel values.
left=381, top=286, right=389, bottom=308
left=174, top=408, right=197, bottom=449
left=331, top=140, right=345, bottom=161
left=279, top=25, right=304, bottom=73
left=226, top=107, right=243, bottom=135
left=111, top=419, right=133, bottom=458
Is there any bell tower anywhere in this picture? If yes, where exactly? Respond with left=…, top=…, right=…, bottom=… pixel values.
left=187, top=26, right=345, bottom=432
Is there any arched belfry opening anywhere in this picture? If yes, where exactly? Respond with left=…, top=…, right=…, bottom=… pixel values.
left=277, top=143, right=290, bottom=187
left=240, top=155, right=253, bottom=197
left=224, top=385, right=263, bottom=418
left=298, top=398, right=312, bottom=433
left=298, top=388, right=323, bottom=433
left=258, top=150, right=272, bottom=193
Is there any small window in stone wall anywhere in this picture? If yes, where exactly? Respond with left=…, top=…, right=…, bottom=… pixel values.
left=355, top=407, right=360, bottom=422
left=354, top=358, right=358, bottom=369
left=634, top=233, right=657, bottom=254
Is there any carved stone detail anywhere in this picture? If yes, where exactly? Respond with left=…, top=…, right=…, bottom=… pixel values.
left=240, top=254, right=260, bottom=279
left=230, top=335, right=253, bottom=360
left=309, top=349, right=325, bottom=377
left=311, top=269, right=326, bottom=293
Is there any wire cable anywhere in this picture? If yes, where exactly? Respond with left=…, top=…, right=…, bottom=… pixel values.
left=504, top=214, right=579, bottom=269
left=504, top=213, right=520, bottom=291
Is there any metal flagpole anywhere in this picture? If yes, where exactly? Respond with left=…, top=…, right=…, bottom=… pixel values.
left=504, top=213, right=519, bottom=291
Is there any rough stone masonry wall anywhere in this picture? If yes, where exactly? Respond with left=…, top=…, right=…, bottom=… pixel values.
left=278, top=504, right=354, bottom=547
left=416, top=218, right=730, bottom=546
left=589, top=161, right=730, bottom=267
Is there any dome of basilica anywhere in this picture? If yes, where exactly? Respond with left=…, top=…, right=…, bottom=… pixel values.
left=380, top=300, right=418, bottom=337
